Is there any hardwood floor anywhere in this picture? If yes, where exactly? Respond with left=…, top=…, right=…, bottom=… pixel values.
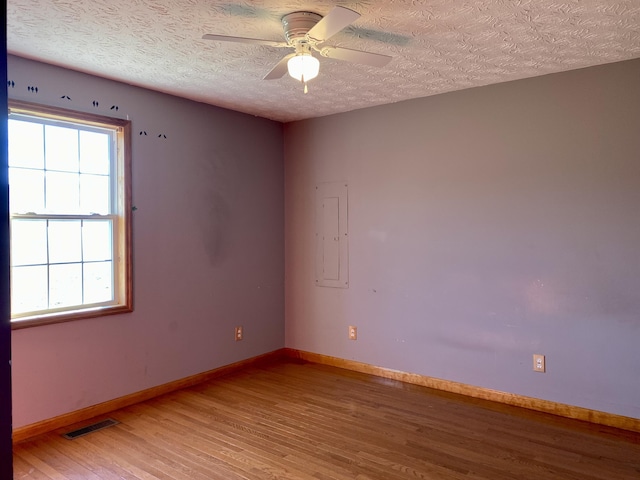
left=13, top=359, right=640, bottom=479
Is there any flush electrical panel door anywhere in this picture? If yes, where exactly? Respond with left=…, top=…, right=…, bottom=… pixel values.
left=315, top=182, right=348, bottom=288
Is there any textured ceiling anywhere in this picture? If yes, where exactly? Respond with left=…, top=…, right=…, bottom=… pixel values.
left=7, top=0, right=640, bottom=122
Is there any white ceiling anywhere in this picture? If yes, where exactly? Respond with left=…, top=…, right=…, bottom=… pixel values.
left=7, top=0, right=640, bottom=123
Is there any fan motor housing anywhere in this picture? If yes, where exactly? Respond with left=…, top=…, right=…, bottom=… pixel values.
left=282, top=11, right=322, bottom=43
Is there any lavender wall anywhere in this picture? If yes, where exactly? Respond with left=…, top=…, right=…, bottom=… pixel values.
left=9, top=55, right=284, bottom=428
left=284, top=59, right=640, bottom=419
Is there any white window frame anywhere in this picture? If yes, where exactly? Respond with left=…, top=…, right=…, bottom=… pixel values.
left=8, top=100, right=132, bottom=329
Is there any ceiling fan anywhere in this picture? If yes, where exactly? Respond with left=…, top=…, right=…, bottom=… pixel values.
left=202, top=6, right=392, bottom=93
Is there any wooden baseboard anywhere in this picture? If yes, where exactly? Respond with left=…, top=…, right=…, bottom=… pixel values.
left=14, top=347, right=639, bottom=443
left=283, top=348, right=640, bottom=434
left=12, top=349, right=287, bottom=444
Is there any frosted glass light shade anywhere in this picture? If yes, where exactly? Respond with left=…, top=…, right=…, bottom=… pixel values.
left=287, top=54, right=320, bottom=82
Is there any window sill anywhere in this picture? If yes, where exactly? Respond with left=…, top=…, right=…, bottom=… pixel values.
left=11, top=304, right=133, bottom=330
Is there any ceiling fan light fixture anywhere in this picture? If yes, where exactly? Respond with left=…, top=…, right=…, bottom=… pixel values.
left=287, top=54, right=320, bottom=82
left=203, top=6, right=392, bottom=88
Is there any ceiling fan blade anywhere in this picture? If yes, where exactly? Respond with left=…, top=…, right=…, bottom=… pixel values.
left=202, top=34, right=288, bottom=48
left=306, top=6, right=360, bottom=43
left=320, top=46, right=392, bottom=68
left=263, top=53, right=296, bottom=80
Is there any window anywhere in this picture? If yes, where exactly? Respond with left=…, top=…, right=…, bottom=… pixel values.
left=8, top=101, right=132, bottom=328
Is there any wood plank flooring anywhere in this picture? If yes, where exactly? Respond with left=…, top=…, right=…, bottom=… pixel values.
left=13, top=359, right=640, bottom=479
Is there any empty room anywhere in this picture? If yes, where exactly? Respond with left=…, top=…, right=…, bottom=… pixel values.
left=2, top=1, right=640, bottom=478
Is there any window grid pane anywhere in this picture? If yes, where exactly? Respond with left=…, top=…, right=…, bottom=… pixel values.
left=80, top=130, right=110, bottom=175
left=11, top=265, right=48, bottom=315
left=46, top=170, right=80, bottom=213
left=48, top=220, right=82, bottom=264
left=49, top=263, right=83, bottom=309
left=8, top=119, right=44, bottom=169
left=83, top=261, right=114, bottom=305
left=11, top=219, right=48, bottom=266
left=82, top=220, right=112, bottom=262
left=80, top=173, right=110, bottom=214
left=9, top=167, right=45, bottom=214
left=44, top=124, right=80, bottom=173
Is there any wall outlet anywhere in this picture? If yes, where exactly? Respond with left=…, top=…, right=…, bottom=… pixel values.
left=349, top=326, right=357, bottom=340
left=235, top=326, right=243, bottom=341
left=533, top=354, right=545, bottom=372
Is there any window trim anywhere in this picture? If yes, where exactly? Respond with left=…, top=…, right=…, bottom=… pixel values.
left=8, top=100, right=133, bottom=329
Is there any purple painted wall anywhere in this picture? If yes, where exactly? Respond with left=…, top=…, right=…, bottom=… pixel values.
left=9, top=55, right=284, bottom=428
left=284, top=59, right=640, bottom=419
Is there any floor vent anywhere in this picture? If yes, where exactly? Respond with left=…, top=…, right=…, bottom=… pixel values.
left=62, top=418, right=119, bottom=440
